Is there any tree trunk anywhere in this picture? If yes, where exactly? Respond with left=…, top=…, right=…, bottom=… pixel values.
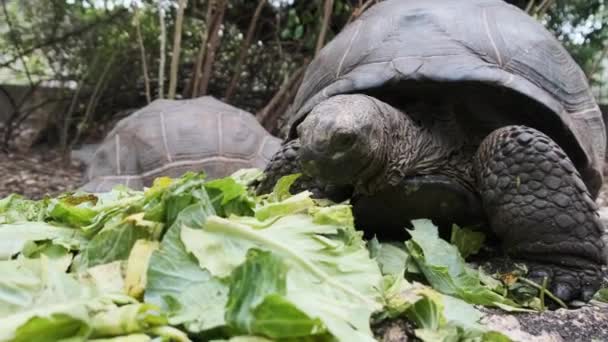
left=60, top=77, right=86, bottom=163
left=189, top=0, right=216, bottom=98
left=190, top=30, right=208, bottom=98
left=168, top=0, right=188, bottom=99
left=223, top=0, right=266, bottom=102
left=158, top=4, right=167, bottom=99
left=197, top=0, right=227, bottom=96
left=315, top=0, right=334, bottom=56
left=0, top=86, right=19, bottom=152
left=134, top=7, right=151, bottom=103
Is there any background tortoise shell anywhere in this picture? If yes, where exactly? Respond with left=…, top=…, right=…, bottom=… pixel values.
left=81, top=96, right=281, bottom=192
left=284, top=0, right=606, bottom=197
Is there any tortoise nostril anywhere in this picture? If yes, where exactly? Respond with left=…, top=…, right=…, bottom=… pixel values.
left=332, top=132, right=357, bottom=150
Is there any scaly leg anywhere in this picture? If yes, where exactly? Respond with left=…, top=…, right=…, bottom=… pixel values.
left=474, top=125, right=606, bottom=302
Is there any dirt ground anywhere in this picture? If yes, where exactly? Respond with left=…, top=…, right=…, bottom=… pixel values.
left=0, top=147, right=85, bottom=199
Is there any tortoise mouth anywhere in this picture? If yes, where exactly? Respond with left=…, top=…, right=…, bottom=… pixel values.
left=299, top=148, right=359, bottom=185
left=298, top=142, right=375, bottom=185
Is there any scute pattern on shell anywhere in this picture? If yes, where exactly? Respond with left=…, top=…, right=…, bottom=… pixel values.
left=82, top=96, right=281, bottom=192
left=283, top=0, right=605, bottom=197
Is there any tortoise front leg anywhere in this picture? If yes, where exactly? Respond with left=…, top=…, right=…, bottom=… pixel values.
left=256, top=139, right=352, bottom=201
left=474, top=125, right=606, bottom=303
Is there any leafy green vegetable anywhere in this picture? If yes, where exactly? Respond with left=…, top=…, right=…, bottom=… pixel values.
left=0, top=194, right=47, bottom=223
left=593, top=288, right=608, bottom=302
left=0, top=222, right=87, bottom=259
left=450, top=224, right=485, bottom=259
left=74, top=213, right=162, bottom=271
left=254, top=191, right=315, bottom=221
left=0, top=255, right=89, bottom=318
left=144, top=190, right=228, bottom=333
left=406, top=219, right=517, bottom=307
left=380, top=275, right=512, bottom=342
left=268, top=173, right=301, bottom=202
left=7, top=312, right=92, bottom=342
left=225, top=249, right=326, bottom=339
left=229, top=169, right=264, bottom=187
left=0, top=170, right=526, bottom=341
left=124, top=240, right=159, bottom=299
left=47, top=198, right=98, bottom=227
left=205, top=177, right=255, bottom=217
left=90, top=303, right=167, bottom=338
left=369, top=239, right=418, bottom=276
left=181, top=192, right=383, bottom=341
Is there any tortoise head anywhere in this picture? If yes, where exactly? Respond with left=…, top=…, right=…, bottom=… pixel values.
left=297, top=94, right=388, bottom=185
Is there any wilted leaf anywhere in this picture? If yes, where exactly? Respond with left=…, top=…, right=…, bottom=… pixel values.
left=124, top=240, right=159, bottom=299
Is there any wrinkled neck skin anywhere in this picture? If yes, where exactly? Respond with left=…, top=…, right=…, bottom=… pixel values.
left=356, top=100, right=454, bottom=195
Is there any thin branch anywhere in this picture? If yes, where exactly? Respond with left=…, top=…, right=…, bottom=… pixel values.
left=347, top=0, right=376, bottom=25
left=133, top=6, right=151, bottom=103
left=532, top=0, right=555, bottom=18
left=69, top=53, right=116, bottom=156
left=158, top=4, right=167, bottom=99
left=190, top=30, right=208, bottom=98
left=525, top=0, right=536, bottom=14
left=315, top=0, right=335, bottom=56
left=168, top=0, right=188, bottom=99
left=60, top=62, right=94, bottom=158
left=224, top=0, right=266, bottom=102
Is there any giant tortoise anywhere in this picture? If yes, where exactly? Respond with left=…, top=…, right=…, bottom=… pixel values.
left=258, top=0, right=607, bottom=303
left=82, top=96, right=281, bottom=192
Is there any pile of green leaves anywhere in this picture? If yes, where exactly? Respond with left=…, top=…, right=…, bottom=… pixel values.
left=0, top=170, right=542, bottom=341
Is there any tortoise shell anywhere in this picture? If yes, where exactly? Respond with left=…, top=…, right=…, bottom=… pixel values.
left=284, top=0, right=606, bottom=197
left=82, top=96, right=281, bottom=192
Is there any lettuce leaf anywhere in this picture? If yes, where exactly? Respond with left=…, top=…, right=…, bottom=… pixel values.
left=225, top=249, right=326, bottom=339
left=405, top=219, right=517, bottom=307
left=181, top=194, right=383, bottom=341
left=0, top=194, right=47, bottom=224
left=144, top=190, right=228, bottom=334
left=450, top=224, right=485, bottom=259
left=0, top=222, right=87, bottom=260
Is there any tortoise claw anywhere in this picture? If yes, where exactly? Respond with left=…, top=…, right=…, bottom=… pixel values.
left=526, top=263, right=602, bottom=305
